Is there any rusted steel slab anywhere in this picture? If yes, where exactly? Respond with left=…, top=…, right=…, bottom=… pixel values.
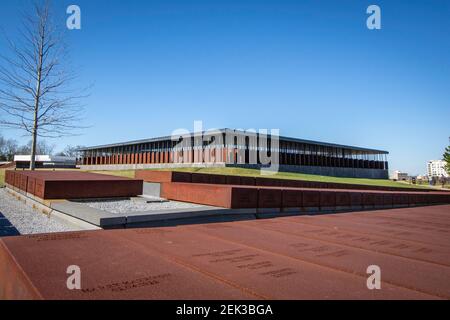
left=317, top=214, right=450, bottom=244
left=161, top=182, right=258, bottom=209
left=135, top=170, right=450, bottom=193
left=0, top=231, right=254, bottom=300
left=117, top=228, right=433, bottom=299
left=135, top=170, right=191, bottom=183
left=4, top=170, right=14, bottom=185
left=160, top=182, right=450, bottom=210
left=7, top=171, right=143, bottom=199
left=351, top=207, right=450, bottom=224
left=1, top=205, right=450, bottom=300
left=189, top=219, right=450, bottom=299
left=242, top=208, right=450, bottom=266
left=284, top=212, right=450, bottom=249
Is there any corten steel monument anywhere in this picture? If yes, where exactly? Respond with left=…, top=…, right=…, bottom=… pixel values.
left=79, top=129, right=389, bottom=179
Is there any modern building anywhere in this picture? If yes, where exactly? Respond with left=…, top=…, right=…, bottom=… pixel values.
left=79, top=129, right=389, bottom=179
left=427, top=160, right=449, bottom=178
left=391, top=170, right=409, bottom=181
left=13, top=155, right=77, bottom=169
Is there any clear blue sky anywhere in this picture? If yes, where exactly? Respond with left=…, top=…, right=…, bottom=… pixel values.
left=1, top=0, right=449, bottom=175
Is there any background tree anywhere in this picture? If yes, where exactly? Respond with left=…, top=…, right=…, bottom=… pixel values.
left=54, top=144, right=85, bottom=159
left=0, top=0, right=87, bottom=170
left=0, top=134, right=19, bottom=161
left=16, top=139, right=55, bottom=156
left=443, top=144, right=450, bottom=175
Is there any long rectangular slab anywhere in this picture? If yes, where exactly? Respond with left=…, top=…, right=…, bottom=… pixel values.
left=49, top=198, right=256, bottom=228
left=2, top=205, right=449, bottom=299
left=135, top=170, right=448, bottom=192
left=161, top=182, right=258, bottom=208
left=160, top=182, right=450, bottom=210
left=135, top=170, right=191, bottom=183
left=0, top=231, right=253, bottom=300
left=50, top=201, right=126, bottom=227
left=188, top=219, right=450, bottom=299
left=6, top=171, right=143, bottom=199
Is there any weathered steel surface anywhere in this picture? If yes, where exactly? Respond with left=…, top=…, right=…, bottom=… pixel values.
left=0, top=231, right=253, bottom=300
left=134, top=170, right=191, bottom=183
left=191, top=173, right=212, bottom=184
left=1, top=205, right=449, bottom=300
left=239, top=176, right=256, bottom=186
left=7, top=171, right=143, bottom=199
left=281, top=189, right=303, bottom=208
left=258, top=188, right=282, bottom=208
left=189, top=218, right=450, bottom=299
left=135, top=170, right=449, bottom=193
left=4, top=170, right=14, bottom=186
left=161, top=182, right=258, bottom=209
left=160, top=181, right=450, bottom=210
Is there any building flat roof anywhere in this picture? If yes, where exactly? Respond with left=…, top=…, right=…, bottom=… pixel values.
left=13, top=155, right=77, bottom=162
left=79, top=129, right=388, bottom=154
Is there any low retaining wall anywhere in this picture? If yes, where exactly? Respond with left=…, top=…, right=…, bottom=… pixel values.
left=160, top=182, right=450, bottom=211
left=230, top=164, right=389, bottom=179
left=135, top=170, right=441, bottom=193
left=5, top=170, right=143, bottom=200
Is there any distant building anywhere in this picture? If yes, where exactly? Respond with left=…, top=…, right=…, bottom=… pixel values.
left=13, top=155, right=77, bottom=169
left=427, top=160, right=449, bottom=178
left=0, top=161, right=13, bottom=169
left=416, top=175, right=429, bottom=181
left=78, top=128, right=389, bottom=179
left=391, top=170, right=409, bottom=181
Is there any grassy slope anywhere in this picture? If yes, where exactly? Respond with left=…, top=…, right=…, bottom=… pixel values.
left=1, top=167, right=444, bottom=190
left=89, top=167, right=436, bottom=190
left=88, top=170, right=135, bottom=179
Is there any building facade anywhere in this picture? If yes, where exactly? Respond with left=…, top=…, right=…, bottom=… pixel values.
left=14, top=155, right=77, bottom=169
left=391, top=170, right=409, bottom=181
left=79, top=129, right=389, bottom=179
left=427, top=160, right=449, bottom=178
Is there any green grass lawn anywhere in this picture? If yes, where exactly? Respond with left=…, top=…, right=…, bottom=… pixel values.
left=135, top=167, right=441, bottom=190
left=1, top=166, right=446, bottom=190
left=0, top=168, right=5, bottom=187
left=88, top=170, right=135, bottom=179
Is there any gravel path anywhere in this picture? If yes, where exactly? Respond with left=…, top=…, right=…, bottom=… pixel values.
left=0, top=188, right=79, bottom=235
left=78, top=198, right=203, bottom=214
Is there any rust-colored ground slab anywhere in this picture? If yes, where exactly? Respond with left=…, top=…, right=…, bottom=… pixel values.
left=1, top=205, right=449, bottom=300
left=4, top=170, right=143, bottom=199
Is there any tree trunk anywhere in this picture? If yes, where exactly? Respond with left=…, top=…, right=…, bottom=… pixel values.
left=30, top=27, right=44, bottom=171
left=29, top=88, right=40, bottom=170
left=30, top=114, right=38, bottom=170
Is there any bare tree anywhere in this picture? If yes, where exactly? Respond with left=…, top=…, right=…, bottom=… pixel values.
left=0, top=134, right=19, bottom=161
left=58, top=144, right=85, bottom=158
left=0, top=0, right=87, bottom=170
left=17, top=139, right=55, bottom=156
